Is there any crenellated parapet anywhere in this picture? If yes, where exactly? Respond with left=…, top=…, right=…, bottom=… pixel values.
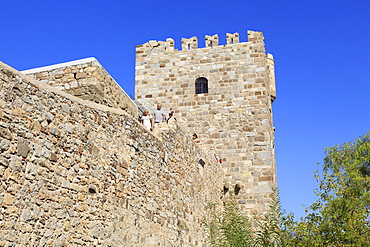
left=136, top=38, right=175, bottom=54
left=136, top=30, right=265, bottom=55
left=247, top=30, right=264, bottom=42
left=205, top=34, right=219, bottom=47
left=181, top=36, right=198, bottom=50
left=226, top=32, right=239, bottom=44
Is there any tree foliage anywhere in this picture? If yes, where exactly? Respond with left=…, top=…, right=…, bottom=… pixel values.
left=286, top=132, right=370, bottom=246
left=254, top=188, right=288, bottom=247
left=205, top=132, right=370, bottom=247
left=205, top=197, right=253, bottom=247
left=205, top=190, right=287, bottom=247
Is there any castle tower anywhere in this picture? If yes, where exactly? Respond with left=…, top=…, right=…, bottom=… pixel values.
left=135, top=30, right=277, bottom=214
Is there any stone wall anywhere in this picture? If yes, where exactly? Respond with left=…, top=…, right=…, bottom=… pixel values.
left=0, top=62, right=222, bottom=246
left=22, top=57, right=138, bottom=118
left=135, top=30, right=277, bottom=214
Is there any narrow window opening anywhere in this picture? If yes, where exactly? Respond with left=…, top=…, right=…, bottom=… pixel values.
left=231, top=38, right=234, bottom=44
left=188, top=44, right=191, bottom=50
left=198, top=158, right=205, bottom=167
left=195, top=77, right=208, bottom=94
left=234, top=184, right=241, bottom=195
left=210, top=41, right=213, bottom=47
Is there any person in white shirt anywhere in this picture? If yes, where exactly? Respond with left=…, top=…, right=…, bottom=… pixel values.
left=140, top=109, right=152, bottom=130
left=152, top=104, right=166, bottom=129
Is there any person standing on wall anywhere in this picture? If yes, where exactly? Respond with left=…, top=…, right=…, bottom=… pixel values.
left=167, top=112, right=176, bottom=122
left=140, top=109, right=153, bottom=131
left=152, top=103, right=166, bottom=129
left=167, top=111, right=177, bottom=129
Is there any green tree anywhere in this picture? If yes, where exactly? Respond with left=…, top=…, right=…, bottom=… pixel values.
left=288, top=132, right=370, bottom=246
left=205, top=133, right=370, bottom=246
left=254, top=188, right=288, bottom=247
left=205, top=197, right=253, bottom=247
left=205, top=190, right=287, bottom=247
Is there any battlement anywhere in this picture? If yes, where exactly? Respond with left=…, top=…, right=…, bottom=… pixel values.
left=136, top=30, right=264, bottom=54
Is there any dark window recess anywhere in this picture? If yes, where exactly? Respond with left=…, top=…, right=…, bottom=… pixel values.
left=195, top=77, right=208, bottom=94
left=223, top=186, right=229, bottom=195
left=89, top=187, right=96, bottom=194
left=234, top=184, right=241, bottom=195
left=199, top=158, right=205, bottom=167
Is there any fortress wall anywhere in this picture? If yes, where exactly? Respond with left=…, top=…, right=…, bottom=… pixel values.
left=135, top=31, right=276, bottom=214
left=22, top=58, right=138, bottom=118
left=0, top=62, right=222, bottom=246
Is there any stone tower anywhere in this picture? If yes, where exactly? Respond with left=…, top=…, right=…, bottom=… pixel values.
left=135, top=30, right=276, bottom=214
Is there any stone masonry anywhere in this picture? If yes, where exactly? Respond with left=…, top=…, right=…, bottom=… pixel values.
left=135, top=30, right=277, bottom=214
left=0, top=62, right=222, bottom=246
left=0, top=29, right=278, bottom=245
left=22, top=57, right=138, bottom=118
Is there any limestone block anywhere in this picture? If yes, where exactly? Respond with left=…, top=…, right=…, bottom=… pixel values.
left=0, top=138, right=10, bottom=151
left=75, top=72, right=87, bottom=80
left=3, top=193, right=14, bottom=205
left=16, top=137, right=30, bottom=158
left=20, top=209, right=31, bottom=222
left=0, top=126, right=12, bottom=140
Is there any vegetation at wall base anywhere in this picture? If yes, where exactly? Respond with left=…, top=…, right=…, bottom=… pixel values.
left=205, top=132, right=370, bottom=247
left=205, top=199, right=253, bottom=247
left=204, top=189, right=286, bottom=247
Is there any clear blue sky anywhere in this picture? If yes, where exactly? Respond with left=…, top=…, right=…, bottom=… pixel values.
left=1, top=0, right=369, bottom=219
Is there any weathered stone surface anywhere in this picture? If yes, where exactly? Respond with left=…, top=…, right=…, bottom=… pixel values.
left=20, top=209, right=31, bottom=222
left=0, top=61, right=223, bottom=246
left=44, top=229, right=53, bottom=237
left=16, top=137, right=30, bottom=157
left=23, top=58, right=138, bottom=117
left=3, top=193, right=14, bottom=205
left=75, top=72, right=87, bottom=80
left=50, top=152, right=57, bottom=162
left=0, top=137, right=10, bottom=151
left=0, top=126, right=12, bottom=139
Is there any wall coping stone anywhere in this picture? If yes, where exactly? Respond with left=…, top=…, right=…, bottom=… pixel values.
left=19, top=57, right=136, bottom=114
left=20, top=57, right=98, bottom=74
